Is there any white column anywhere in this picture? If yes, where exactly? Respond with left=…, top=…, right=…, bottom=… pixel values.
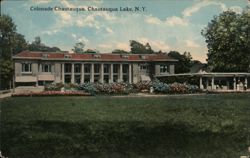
left=244, top=77, right=248, bottom=90
left=119, top=64, right=123, bottom=82
left=129, top=64, right=132, bottom=84
left=71, top=63, right=74, bottom=83
left=206, top=78, right=209, bottom=90
left=109, top=64, right=113, bottom=83
left=226, top=80, right=229, bottom=90
left=62, top=63, right=65, bottom=84
left=211, top=77, right=214, bottom=90
left=39, top=63, right=42, bottom=73
left=100, top=63, right=104, bottom=83
left=81, top=63, right=84, bottom=84
left=90, top=63, right=94, bottom=83
left=233, top=77, right=236, bottom=90
left=199, top=77, right=203, bottom=89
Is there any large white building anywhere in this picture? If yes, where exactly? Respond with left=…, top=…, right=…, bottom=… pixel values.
left=13, top=51, right=178, bottom=86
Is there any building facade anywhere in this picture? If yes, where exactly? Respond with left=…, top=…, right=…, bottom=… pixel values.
left=13, top=51, right=177, bottom=86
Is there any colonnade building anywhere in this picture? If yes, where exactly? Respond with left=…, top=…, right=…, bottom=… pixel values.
left=13, top=51, right=177, bottom=86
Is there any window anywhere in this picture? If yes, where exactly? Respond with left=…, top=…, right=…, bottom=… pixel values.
left=64, top=75, right=71, bottom=83
left=121, top=55, right=129, bottom=59
left=64, top=54, right=71, bottom=59
left=94, top=64, right=100, bottom=73
left=84, top=64, right=91, bottom=73
left=74, top=75, right=81, bottom=84
left=64, top=63, right=71, bottom=73
left=74, top=64, right=81, bottom=73
left=22, top=63, right=32, bottom=72
left=104, top=65, right=109, bottom=73
left=42, top=54, right=49, bottom=58
left=42, top=64, right=51, bottom=72
left=113, top=64, right=119, bottom=73
left=140, top=55, right=146, bottom=60
left=160, top=65, right=168, bottom=73
left=140, top=65, right=149, bottom=72
left=93, top=54, right=101, bottom=58
left=123, top=65, right=128, bottom=73
left=140, top=65, right=147, bottom=70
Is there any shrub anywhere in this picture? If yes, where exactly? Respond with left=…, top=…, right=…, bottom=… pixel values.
left=79, top=83, right=98, bottom=95
left=133, top=81, right=152, bottom=92
left=12, top=91, right=91, bottom=97
left=170, top=82, right=187, bottom=94
left=79, top=82, right=130, bottom=95
left=152, top=80, right=170, bottom=93
left=45, top=83, right=64, bottom=91
left=186, top=84, right=200, bottom=93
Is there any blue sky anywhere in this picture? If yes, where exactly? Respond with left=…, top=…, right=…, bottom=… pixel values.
left=2, top=0, right=249, bottom=62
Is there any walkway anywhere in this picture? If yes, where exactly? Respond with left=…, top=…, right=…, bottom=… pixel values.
left=0, top=92, right=12, bottom=99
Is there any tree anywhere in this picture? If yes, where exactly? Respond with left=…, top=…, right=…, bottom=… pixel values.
left=130, top=40, right=154, bottom=54
left=112, top=49, right=129, bottom=54
left=84, top=49, right=98, bottom=54
left=34, top=36, right=41, bottom=45
left=28, top=36, right=61, bottom=52
left=202, top=8, right=250, bottom=72
left=168, top=51, right=193, bottom=73
left=0, top=14, right=28, bottom=89
left=72, top=42, right=85, bottom=54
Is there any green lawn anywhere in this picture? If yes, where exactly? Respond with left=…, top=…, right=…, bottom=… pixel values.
left=1, top=94, right=250, bottom=158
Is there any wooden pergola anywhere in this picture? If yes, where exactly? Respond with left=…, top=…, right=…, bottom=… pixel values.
left=156, top=72, right=250, bottom=91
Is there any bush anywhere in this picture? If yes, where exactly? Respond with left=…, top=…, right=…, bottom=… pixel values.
left=44, top=83, right=64, bottom=91
left=186, top=84, right=200, bottom=93
left=170, top=82, right=187, bottom=94
left=79, top=82, right=131, bottom=95
left=44, top=81, right=201, bottom=95
left=151, top=79, right=200, bottom=94
left=152, top=80, right=170, bottom=93
left=79, top=83, right=98, bottom=95
left=12, top=91, right=91, bottom=97
left=132, top=81, right=152, bottom=92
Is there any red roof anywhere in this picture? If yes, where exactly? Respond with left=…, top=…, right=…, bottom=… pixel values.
left=13, top=50, right=177, bottom=62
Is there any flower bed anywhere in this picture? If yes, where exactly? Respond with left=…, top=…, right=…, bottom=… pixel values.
left=43, top=81, right=200, bottom=96
left=79, top=82, right=131, bottom=95
left=152, top=80, right=200, bottom=94
left=12, top=91, right=91, bottom=97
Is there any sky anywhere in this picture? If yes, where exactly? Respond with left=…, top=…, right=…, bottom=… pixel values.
left=1, top=0, right=249, bottom=62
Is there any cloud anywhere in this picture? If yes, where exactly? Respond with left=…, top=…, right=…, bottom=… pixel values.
left=42, top=29, right=60, bottom=35
left=57, top=11, right=71, bottom=21
left=145, top=15, right=188, bottom=26
left=116, top=42, right=130, bottom=51
left=98, top=44, right=112, bottom=49
left=78, top=36, right=89, bottom=43
left=165, top=16, right=188, bottom=26
left=145, top=16, right=161, bottom=25
left=71, top=33, right=89, bottom=43
left=229, top=6, right=243, bottom=14
left=106, top=27, right=114, bottom=34
left=61, top=0, right=75, bottom=8
left=185, top=40, right=200, bottom=48
left=71, top=33, right=77, bottom=39
left=182, top=1, right=227, bottom=17
left=138, top=37, right=170, bottom=51
left=32, top=0, right=51, bottom=4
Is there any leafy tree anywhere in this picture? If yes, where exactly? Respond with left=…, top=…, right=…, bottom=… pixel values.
left=84, top=49, right=98, bottom=54
left=202, top=8, right=250, bottom=72
left=28, top=36, right=61, bottom=52
left=0, top=14, right=28, bottom=89
left=112, top=49, right=130, bottom=54
left=72, top=42, right=85, bottom=54
left=168, top=51, right=193, bottom=73
left=130, top=40, right=154, bottom=54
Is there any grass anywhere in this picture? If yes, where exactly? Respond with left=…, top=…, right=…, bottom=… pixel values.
left=0, top=94, right=250, bottom=158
